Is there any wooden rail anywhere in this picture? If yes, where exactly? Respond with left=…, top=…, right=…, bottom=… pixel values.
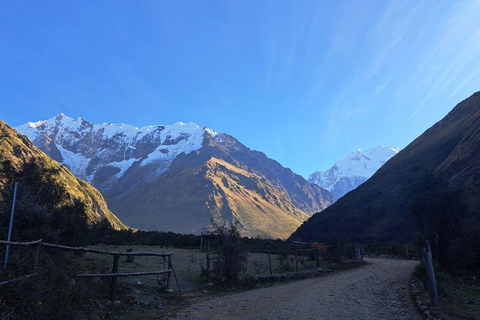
left=0, top=239, right=43, bottom=286
left=42, top=242, right=172, bottom=256
left=0, top=239, right=179, bottom=301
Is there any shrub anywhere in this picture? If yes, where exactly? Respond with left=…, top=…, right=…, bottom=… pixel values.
left=212, top=220, right=247, bottom=283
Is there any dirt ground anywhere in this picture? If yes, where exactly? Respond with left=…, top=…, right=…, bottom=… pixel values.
left=175, top=258, right=421, bottom=320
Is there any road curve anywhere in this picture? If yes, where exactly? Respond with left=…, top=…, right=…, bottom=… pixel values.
left=176, top=258, right=420, bottom=320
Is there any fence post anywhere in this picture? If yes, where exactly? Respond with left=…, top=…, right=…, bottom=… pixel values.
left=268, top=251, right=273, bottom=275
left=4, top=182, right=19, bottom=270
left=110, top=255, right=120, bottom=301
left=424, top=241, right=439, bottom=306
left=316, top=249, right=320, bottom=268
left=206, top=254, right=212, bottom=283
left=33, top=242, right=42, bottom=271
left=405, top=244, right=409, bottom=260
left=420, top=247, right=426, bottom=265
left=353, top=244, right=357, bottom=260
left=166, top=255, right=172, bottom=290
left=294, top=251, right=299, bottom=272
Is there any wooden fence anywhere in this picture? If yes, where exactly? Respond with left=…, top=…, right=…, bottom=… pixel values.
left=250, top=248, right=323, bottom=274
left=0, top=239, right=178, bottom=301
left=205, top=248, right=331, bottom=283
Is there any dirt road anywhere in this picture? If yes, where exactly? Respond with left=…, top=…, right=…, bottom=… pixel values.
left=176, top=258, right=420, bottom=320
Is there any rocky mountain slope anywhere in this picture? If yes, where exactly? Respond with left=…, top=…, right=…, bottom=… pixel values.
left=309, top=146, right=400, bottom=199
left=17, top=115, right=335, bottom=239
left=292, top=91, right=480, bottom=242
left=0, top=119, right=125, bottom=230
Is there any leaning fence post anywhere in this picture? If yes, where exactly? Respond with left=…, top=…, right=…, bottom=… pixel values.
left=316, top=249, right=320, bottom=268
left=4, top=182, right=19, bottom=270
left=268, top=251, right=273, bottom=275
left=294, top=250, right=299, bottom=272
left=110, top=255, right=120, bottom=301
left=424, top=240, right=439, bottom=306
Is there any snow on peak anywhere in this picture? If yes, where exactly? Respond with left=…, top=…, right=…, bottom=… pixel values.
left=16, top=114, right=219, bottom=182
left=309, top=146, right=400, bottom=199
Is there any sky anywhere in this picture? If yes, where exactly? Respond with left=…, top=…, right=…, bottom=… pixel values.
left=1, top=1, right=480, bottom=178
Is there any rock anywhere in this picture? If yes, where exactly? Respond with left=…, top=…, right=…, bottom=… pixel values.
left=166, top=289, right=174, bottom=293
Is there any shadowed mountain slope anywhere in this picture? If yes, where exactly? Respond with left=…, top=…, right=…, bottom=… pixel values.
left=292, top=91, right=480, bottom=242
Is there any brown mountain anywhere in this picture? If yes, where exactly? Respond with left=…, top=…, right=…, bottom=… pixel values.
left=17, top=115, right=334, bottom=239
left=291, top=91, right=480, bottom=242
left=0, top=119, right=125, bottom=230
left=108, top=133, right=335, bottom=239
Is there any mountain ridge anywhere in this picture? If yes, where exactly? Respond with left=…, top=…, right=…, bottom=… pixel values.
left=17, top=115, right=335, bottom=239
left=292, top=91, right=480, bottom=242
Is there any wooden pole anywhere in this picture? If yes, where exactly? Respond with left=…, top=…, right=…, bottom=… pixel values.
left=200, top=236, right=203, bottom=251
left=316, top=249, right=320, bottom=268
left=294, top=250, right=299, bottom=272
left=353, top=244, right=357, bottom=260
left=420, top=247, right=426, bottom=265
left=425, top=241, right=439, bottom=306
left=110, top=255, right=120, bottom=301
left=34, top=242, right=42, bottom=271
left=166, top=255, right=171, bottom=290
left=4, top=182, right=19, bottom=270
left=268, top=250, right=273, bottom=275
left=405, top=244, right=409, bottom=260
left=206, top=254, right=212, bottom=283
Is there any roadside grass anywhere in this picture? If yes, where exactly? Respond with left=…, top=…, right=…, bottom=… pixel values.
left=411, top=264, right=480, bottom=320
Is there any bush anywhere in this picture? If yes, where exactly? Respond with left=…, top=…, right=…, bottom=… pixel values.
left=410, top=172, right=480, bottom=272
left=212, top=221, right=247, bottom=283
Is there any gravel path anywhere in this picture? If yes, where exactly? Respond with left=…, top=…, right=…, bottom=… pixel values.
left=176, top=258, right=420, bottom=320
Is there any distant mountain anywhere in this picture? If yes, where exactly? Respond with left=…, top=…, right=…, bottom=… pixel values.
left=308, top=146, right=400, bottom=199
left=292, top=91, right=480, bottom=242
left=17, top=115, right=335, bottom=239
left=0, top=119, right=125, bottom=230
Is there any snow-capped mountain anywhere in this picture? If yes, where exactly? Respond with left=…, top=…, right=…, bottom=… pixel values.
left=16, top=114, right=335, bottom=239
left=308, top=146, right=400, bottom=199
left=16, top=113, right=215, bottom=197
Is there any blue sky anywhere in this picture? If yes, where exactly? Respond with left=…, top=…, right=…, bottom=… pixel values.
left=1, top=1, right=480, bottom=178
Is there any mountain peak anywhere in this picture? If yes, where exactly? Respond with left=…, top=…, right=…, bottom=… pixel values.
left=16, top=116, right=219, bottom=187
left=309, top=145, right=400, bottom=199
